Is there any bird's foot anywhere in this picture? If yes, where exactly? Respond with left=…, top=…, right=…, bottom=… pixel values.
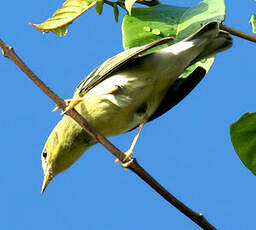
left=52, top=98, right=83, bottom=114
left=115, top=149, right=134, bottom=169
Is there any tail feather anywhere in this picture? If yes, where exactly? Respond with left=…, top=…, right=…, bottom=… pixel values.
left=196, top=30, right=233, bottom=59
left=186, top=22, right=233, bottom=64
left=159, top=22, right=232, bottom=68
left=184, top=21, right=220, bottom=43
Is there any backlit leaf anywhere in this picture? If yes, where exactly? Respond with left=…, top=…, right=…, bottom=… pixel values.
left=30, top=0, right=96, bottom=36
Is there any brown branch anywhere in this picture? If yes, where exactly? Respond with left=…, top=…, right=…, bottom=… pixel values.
left=221, top=24, right=256, bottom=43
left=136, top=0, right=160, bottom=7
left=0, top=40, right=125, bottom=162
left=0, top=38, right=216, bottom=230
left=104, top=0, right=160, bottom=9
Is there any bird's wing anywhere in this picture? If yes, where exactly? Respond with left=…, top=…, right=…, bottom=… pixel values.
left=128, top=67, right=206, bottom=131
left=148, top=67, right=206, bottom=122
left=76, top=37, right=174, bottom=96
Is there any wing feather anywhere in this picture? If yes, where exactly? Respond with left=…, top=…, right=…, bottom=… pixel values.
left=76, top=37, right=174, bottom=96
left=129, top=67, right=206, bottom=131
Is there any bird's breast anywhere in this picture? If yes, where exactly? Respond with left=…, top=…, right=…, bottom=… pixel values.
left=74, top=56, right=176, bottom=138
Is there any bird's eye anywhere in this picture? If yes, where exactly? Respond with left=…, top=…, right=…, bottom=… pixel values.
left=42, top=150, right=47, bottom=158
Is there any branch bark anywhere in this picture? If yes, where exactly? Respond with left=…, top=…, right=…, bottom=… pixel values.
left=221, top=24, right=256, bottom=43
left=136, top=0, right=160, bottom=7
left=0, top=38, right=216, bottom=230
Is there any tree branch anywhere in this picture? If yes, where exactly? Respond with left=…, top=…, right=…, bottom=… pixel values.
left=0, top=38, right=216, bottom=230
left=104, top=0, right=160, bottom=10
left=221, top=24, right=256, bottom=43
left=136, top=0, right=160, bottom=7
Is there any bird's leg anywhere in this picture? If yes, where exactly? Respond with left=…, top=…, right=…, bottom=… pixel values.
left=115, top=117, right=147, bottom=168
left=52, top=86, right=120, bottom=114
left=52, top=98, right=84, bottom=114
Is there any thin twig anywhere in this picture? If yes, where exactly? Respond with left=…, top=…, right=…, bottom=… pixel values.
left=0, top=38, right=216, bottom=230
left=137, top=0, right=160, bottom=7
left=104, top=0, right=125, bottom=10
left=221, top=24, right=256, bottom=43
left=130, top=160, right=216, bottom=230
left=104, top=0, right=160, bottom=10
left=0, top=40, right=125, bottom=162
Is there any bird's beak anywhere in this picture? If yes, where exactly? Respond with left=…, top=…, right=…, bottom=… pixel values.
left=41, top=174, right=52, bottom=194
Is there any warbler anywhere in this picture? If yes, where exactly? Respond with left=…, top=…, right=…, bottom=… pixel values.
left=41, top=22, right=232, bottom=193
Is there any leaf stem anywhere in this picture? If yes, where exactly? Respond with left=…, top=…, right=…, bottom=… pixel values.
left=221, top=24, right=256, bottom=43
left=104, top=0, right=125, bottom=10
left=0, top=38, right=216, bottom=230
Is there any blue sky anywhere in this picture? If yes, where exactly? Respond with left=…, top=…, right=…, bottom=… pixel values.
left=1, top=0, right=256, bottom=229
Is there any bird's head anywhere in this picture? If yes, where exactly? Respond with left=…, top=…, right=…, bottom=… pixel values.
left=40, top=116, right=95, bottom=194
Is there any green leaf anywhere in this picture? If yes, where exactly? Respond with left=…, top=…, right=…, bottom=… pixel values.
left=122, top=0, right=225, bottom=72
left=30, top=0, right=96, bottom=36
left=122, top=0, right=225, bottom=49
left=95, top=0, right=104, bottom=15
left=125, top=0, right=137, bottom=15
left=249, top=14, right=256, bottom=34
left=230, top=113, right=256, bottom=175
left=122, top=0, right=225, bottom=104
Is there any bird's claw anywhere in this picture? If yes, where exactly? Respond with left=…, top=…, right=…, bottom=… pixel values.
left=52, top=99, right=83, bottom=114
left=121, top=157, right=134, bottom=169
left=115, top=150, right=133, bottom=169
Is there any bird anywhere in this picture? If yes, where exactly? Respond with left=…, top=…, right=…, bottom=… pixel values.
left=41, top=22, right=233, bottom=193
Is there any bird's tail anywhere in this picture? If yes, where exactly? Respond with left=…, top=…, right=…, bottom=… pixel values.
left=184, top=22, right=233, bottom=65
left=158, top=22, right=232, bottom=69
